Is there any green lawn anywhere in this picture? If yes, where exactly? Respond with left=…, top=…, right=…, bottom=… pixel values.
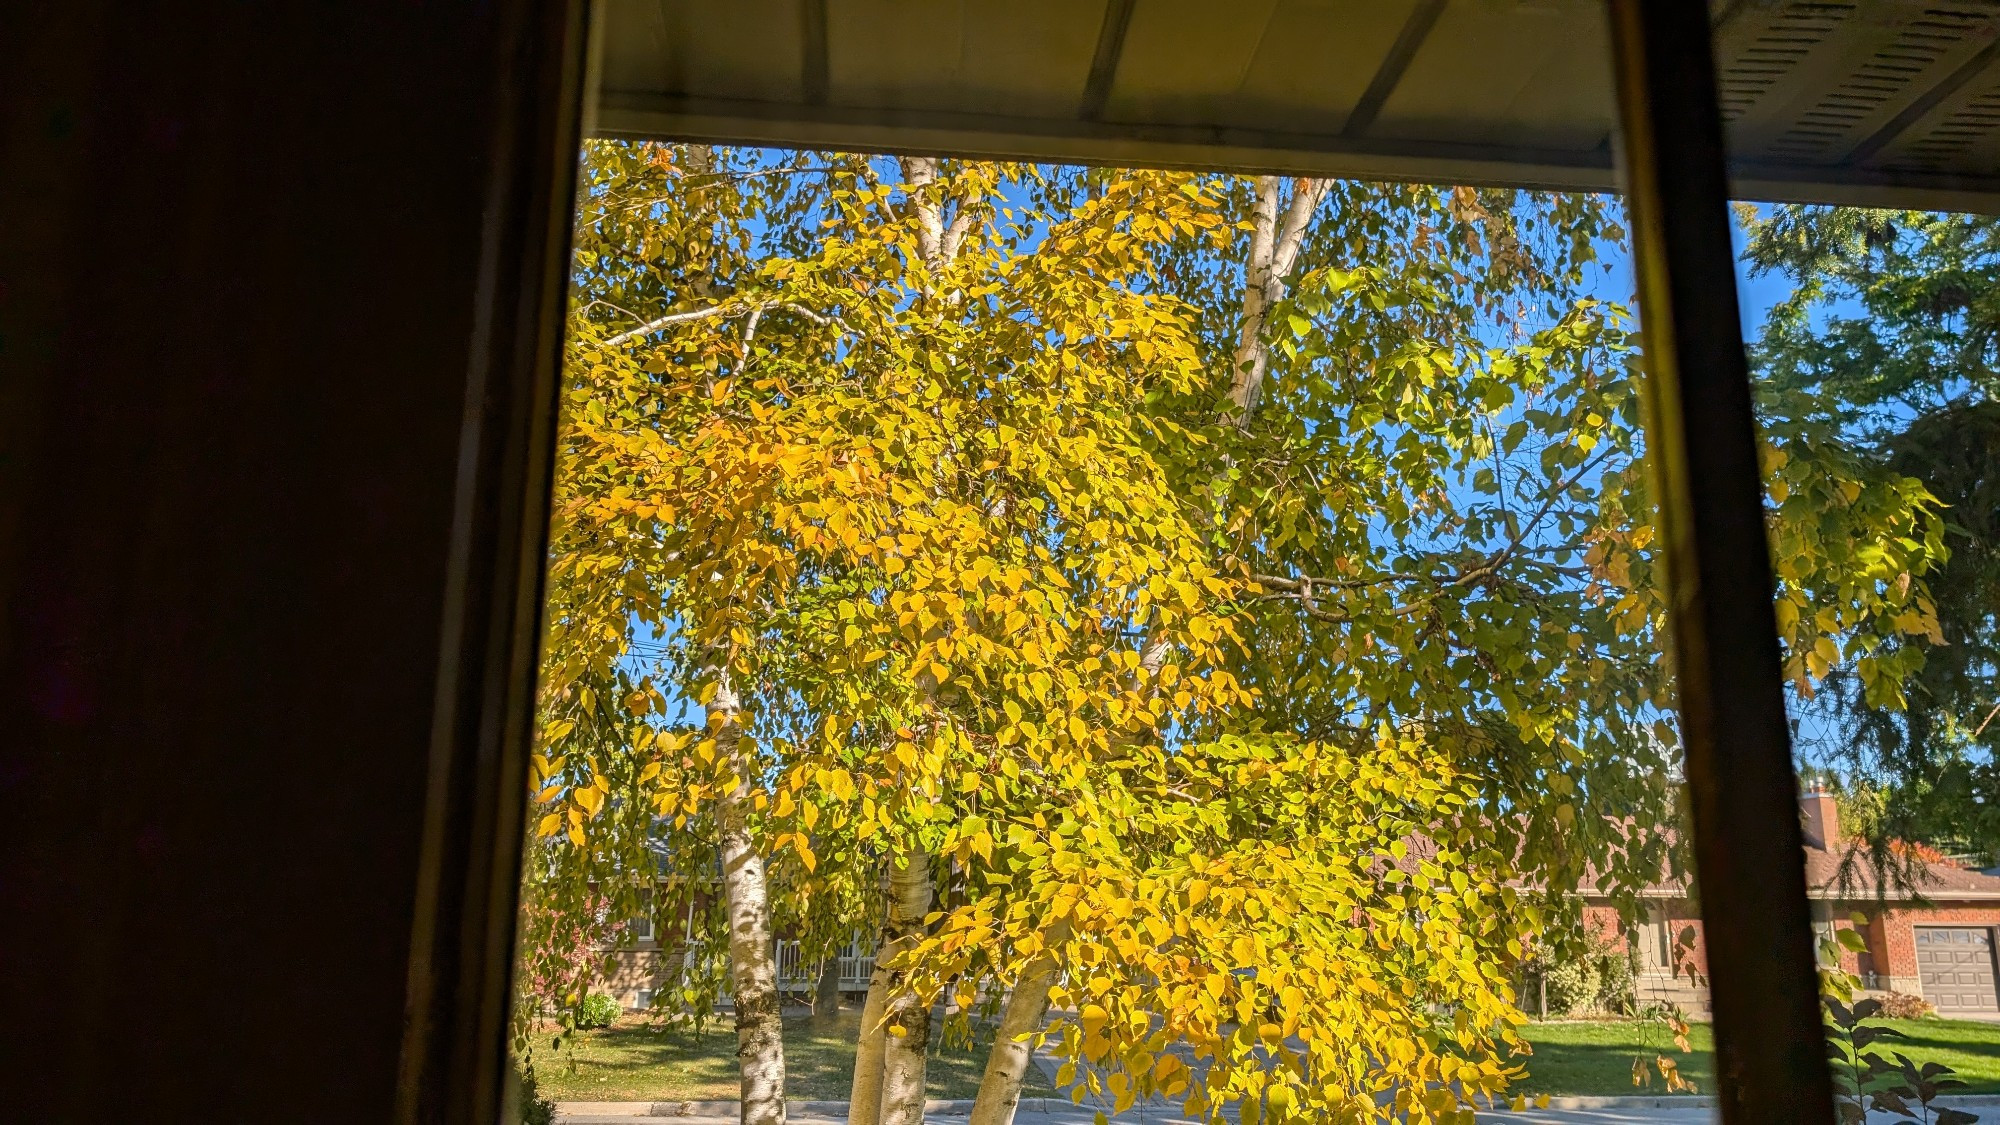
left=1515, top=1018, right=2000, bottom=1096
left=525, top=1009, right=1058, bottom=1102
left=527, top=1012, right=2000, bottom=1102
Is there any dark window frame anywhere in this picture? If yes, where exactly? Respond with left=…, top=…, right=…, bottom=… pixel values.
left=2, top=2, right=1846, bottom=1120
left=406, top=3, right=1834, bottom=1118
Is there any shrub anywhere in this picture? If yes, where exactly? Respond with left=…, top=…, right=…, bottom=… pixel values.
left=576, top=992, right=622, bottom=1030
left=1598, top=940, right=1637, bottom=1015
left=511, top=1061, right=556, bottom=1125
left=1532, top=928, right=1636, bottom=1017
left=1827, top=997, right=1977, bottom=1123
left=1876, top=990, right=1935, bottom=1020
left=1542, top=955, right=1602, bottom=1016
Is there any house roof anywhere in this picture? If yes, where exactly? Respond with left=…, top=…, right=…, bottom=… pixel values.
left=595, top=0, right=2000, bottom=214
left=1573, top=837, right=2000, bottom=903
left=1803, top=841, right=2000, bottom=902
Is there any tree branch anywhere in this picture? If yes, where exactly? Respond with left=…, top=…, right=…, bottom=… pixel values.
left=1271, top=178, right=1330, bottom=284
left=1973, top=700, right=2000, bottom=740
left=603, top=302, right=742, bottom=346
left=900, top=156, right=946, bottom=272
left=940, top=204, right=978, bottom=268
left=1228, top=177, right=1330, bottom=427
left=602, top=300, right=848, bottom=347
left=1227, top=178, right=1281, bottom=422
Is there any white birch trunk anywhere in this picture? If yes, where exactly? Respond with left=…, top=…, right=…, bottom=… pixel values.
left=846, top=947, right=892, bottom=1125
left=711, top=676, right=787, bottom=1125
left=878, top=850, right=936, bottom=1125
left=1121, top=174, right=1332, bottom=676
left=967, top=920, right=1071, bottom=1125
left=1228, top=176, right=1329, bottom=424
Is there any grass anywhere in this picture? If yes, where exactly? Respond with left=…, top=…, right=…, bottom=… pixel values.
left=525, top=1008, right=1059, bottom=1103
left=1514, top=1018, right=2000, bottom=1096
left=528, top=1010, right=2000, bottom=1102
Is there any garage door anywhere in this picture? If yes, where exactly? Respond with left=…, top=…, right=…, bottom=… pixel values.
left=1916, top=928, right=1998, bottom=1013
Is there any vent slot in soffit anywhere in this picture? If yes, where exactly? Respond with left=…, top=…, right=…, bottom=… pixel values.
left=1894, top=82, right=2000, bottom=168
left=1716, top=2, right=1858, bottom=123
left=1772, top=6, right=2000, bottom=160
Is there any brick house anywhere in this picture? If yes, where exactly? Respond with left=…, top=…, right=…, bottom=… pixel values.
left=1583, top=792, right=2000, bottom=1017
left=604, top=795, right=2000, bottom=1017
left=586, top=855, right=881, bottom=1012
left=600, top=913, right=878, bottom=1012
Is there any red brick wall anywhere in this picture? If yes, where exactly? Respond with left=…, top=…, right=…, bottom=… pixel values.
left=1829, top=910, right=1866, bottom=975
left=1869, top=904, right=2000, bottom=982
left=1583, top=899, right=1709, bottom=977
left=1567, top=898, right=2000, bottom=1008
left=1583, top=903, right=1626, bottom=950
left=1663, top=901, right=1709, bottom=978
left=601, top=947, right=671, bottom=1007
left=1862, top=911, right=1892, bottom=979
left=1594, top=900, right=2000, bottom=990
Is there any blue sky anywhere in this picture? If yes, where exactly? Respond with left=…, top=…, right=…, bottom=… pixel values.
left=596, top=164, right=1846, bottom=774
left=1579, top=202, right=1794, bottom=345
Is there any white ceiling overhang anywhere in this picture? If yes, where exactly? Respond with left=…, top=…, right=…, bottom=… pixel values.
left=593, top=0, right=2000, bottom=213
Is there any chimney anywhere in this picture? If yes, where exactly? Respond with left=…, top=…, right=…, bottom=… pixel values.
left=1801, top=790, right=1840, bottom=851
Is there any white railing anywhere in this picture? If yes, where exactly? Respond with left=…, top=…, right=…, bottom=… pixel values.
left=837, top=941, right=876, bottom=990
left=775, top=940, right=813, bottom=990
left=714, top=938, right=877, bottom=1000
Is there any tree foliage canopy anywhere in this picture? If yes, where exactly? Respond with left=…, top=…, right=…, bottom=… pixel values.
left=518, top=148, right=1948, bottom=1122
left=1746, top=205, right=1998, bottom=862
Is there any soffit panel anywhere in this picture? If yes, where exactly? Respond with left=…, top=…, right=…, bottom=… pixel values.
left=1223, top=1, right=1417, bottom=135
left=598, top=0, right=672, bottom=95
left=823, top=0, right=1104, bottom=118
left=1715, top=1, right=2000, bottom=165
left=645, top=0, right=806, bottom=103
left=1874, top=63, right=2000, bottom=172
left=1371, top=0, right=1614, bottom=152
left=1098, top=0, right=1283, bottom=121
left=595, top=0, right=2000, bottom=213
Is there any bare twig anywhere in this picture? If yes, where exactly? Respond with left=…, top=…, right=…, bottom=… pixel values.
left=582, top=298, right=648, bottom=324
left=1973, top=701, right=2000, bottom=741
left=1514, top=448, right=1615, bottom=547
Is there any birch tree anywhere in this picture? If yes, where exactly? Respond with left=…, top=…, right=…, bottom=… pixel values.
left=711, top=674, right=787, bottom=1124
left=524, top=146, right=1950, bottom=1125
left=959, top=174, right=1324, bottom=1125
